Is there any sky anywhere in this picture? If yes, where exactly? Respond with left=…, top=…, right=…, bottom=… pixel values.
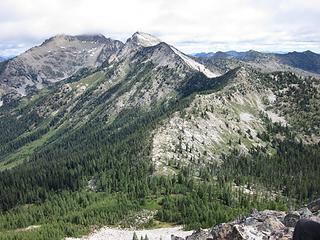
left=0, top=0, right=320, bottom=57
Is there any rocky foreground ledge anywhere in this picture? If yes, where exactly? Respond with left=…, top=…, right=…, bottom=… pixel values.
left=172, top=199, right=320, bottom=240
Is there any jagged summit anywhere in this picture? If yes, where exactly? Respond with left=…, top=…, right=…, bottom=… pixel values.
left=129, top=31, right=162, bottom=47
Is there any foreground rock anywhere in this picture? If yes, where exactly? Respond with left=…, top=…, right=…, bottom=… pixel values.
left=172, top=198, right=320, bottom=240
left=211, top=210, right=292, bottom=240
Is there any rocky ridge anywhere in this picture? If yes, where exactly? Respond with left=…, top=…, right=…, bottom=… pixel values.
left=151, top=66, right=320, bottom=175
left=196, top=50, right=320, bottom=76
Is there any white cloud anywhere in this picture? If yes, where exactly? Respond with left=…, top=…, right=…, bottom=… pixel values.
left=0, top=0, right=319, bottom=56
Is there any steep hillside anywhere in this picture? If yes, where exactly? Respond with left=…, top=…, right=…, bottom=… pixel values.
left=276, top=50, right=320, bottom=74
left=151, top=67, right=320, bottom=175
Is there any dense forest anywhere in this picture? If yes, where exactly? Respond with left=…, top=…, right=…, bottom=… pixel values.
left=1, top=132, right=317, bottom=239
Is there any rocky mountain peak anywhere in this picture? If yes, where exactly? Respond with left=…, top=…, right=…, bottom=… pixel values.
left=0, top=33, right=124, bottom=100
left=129, top=31, right=161, bottom=47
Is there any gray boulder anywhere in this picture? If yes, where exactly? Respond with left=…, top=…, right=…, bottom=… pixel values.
left=186, top=229, right=213, bottom=240
left=283, top=211, right=300, bottom=227
left=299, top=207, right=313, bottom=218
left=171, top=235, right=185, bottom=240
left=307, top=198, right=320, bottom=213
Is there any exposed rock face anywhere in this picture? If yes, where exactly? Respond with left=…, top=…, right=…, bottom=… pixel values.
left=284, top=211, right=301, bottom=227
left=186, top=229, right=213, bottom=240
left=308, top=198, right=320, bottom=213
left=210, top=210, right=292, bottom=240
left=171, top=235, right=185, bottom=240
left=0, top=34, right=123, bottom=100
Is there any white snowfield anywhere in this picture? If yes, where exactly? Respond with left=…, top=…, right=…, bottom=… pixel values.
left=66, top=226, right=193, bottom=240
left=170, top=46, right=219, bottom=78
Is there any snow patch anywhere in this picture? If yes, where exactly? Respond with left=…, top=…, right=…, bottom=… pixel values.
left=240, top=113, right=255, bottom=122
left=170, top=46, right=219, bottom=78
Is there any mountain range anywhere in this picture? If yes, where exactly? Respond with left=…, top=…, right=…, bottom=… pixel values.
left=0, top=32, right=319, bottom=239
left=194, top=49, right=320, bottom=75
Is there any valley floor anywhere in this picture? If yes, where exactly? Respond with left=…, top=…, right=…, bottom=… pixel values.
left=66, top=226, right=193, bottom=240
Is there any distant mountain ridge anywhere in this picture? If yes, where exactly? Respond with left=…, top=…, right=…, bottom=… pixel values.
left=194, top=50, right=320, bottom=74
left=1, top=32, right=320, bottom=106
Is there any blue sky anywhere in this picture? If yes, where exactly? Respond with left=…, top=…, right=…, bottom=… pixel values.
left=0, top=0, right=319, bottom=56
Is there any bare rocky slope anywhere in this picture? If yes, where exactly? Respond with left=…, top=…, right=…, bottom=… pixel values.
left=151, top=67, right=320, bottom=175
left=0, top=34, right=123, bottom=103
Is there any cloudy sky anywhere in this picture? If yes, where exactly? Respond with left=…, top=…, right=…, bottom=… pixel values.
left=0, top=0, right=319, bottom=56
